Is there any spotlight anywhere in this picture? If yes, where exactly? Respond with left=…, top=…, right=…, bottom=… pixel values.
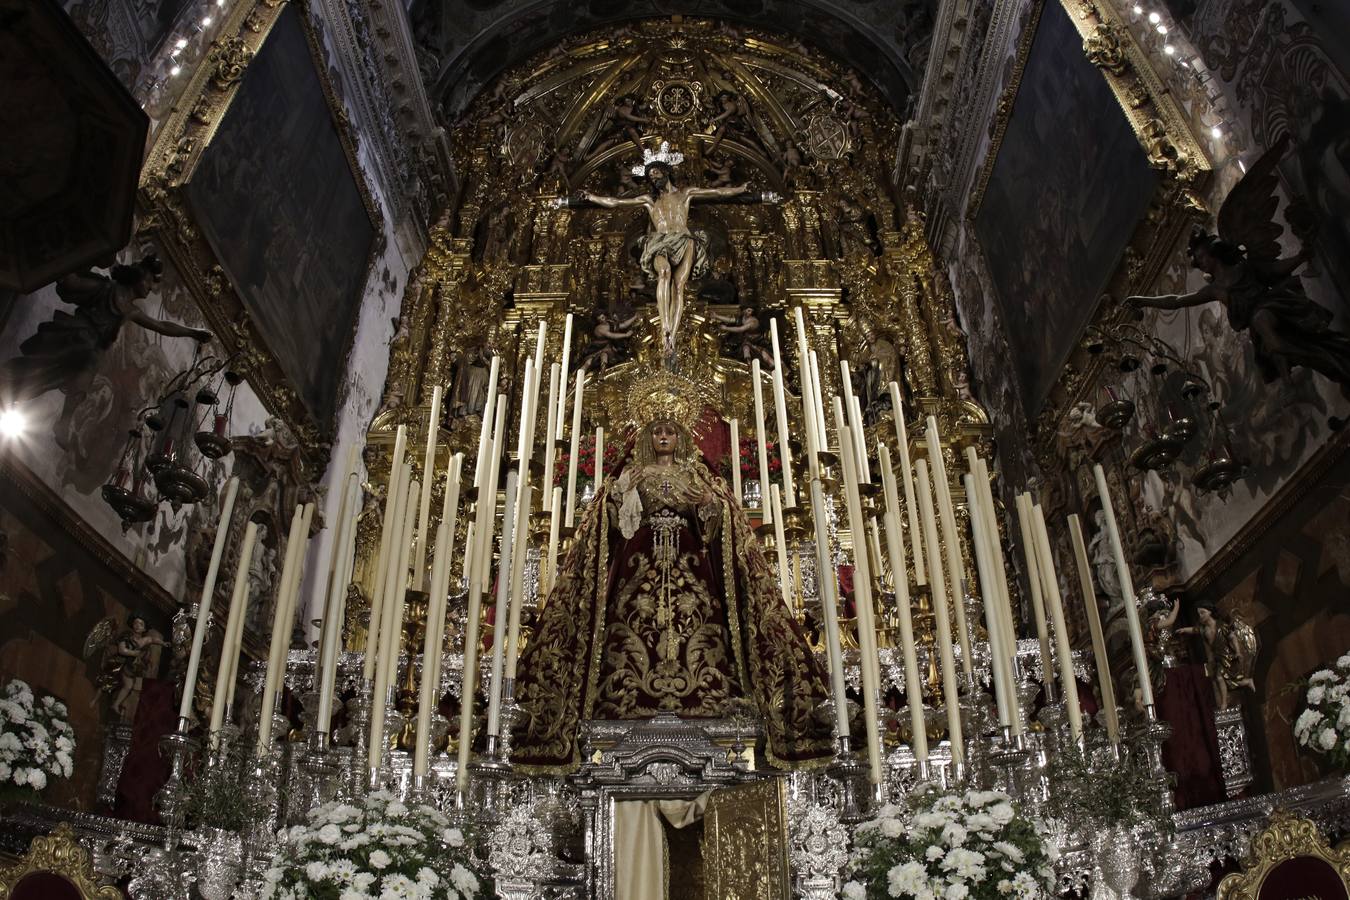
left=1133, top=4, right=1143, bottom=12
left=201, top=15, right=212, bottom=25
left=170, top=64, right=182, bottom=76
left=1210, top=125, right=1223, bottom=139
left=1164, top=44, right=1175, bottom=55
left=0, top=408, right=27, bottom=439
left=175, top=38, right=188, bottom=50
left=1156, top=23, right=1168, bottom=34
left=1148, top=11, right=1161, bottom=23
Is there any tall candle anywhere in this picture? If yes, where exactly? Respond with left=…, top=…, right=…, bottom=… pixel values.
left=208, top=521, right=259, bottom=746
left=838, top=419, right=884, bottom=784
left=1069, top=513, right=1120, bottom=743
left=925, top=417, right=973, bottom=679
left=179, top=477, right=240, bottom=724
left=259, top=502, right=305, bottom=751
left=316, top=475, right=360, bottom=739
left=729, top=418, right=742, bottom=506
left=916, top=460, right=963, bottom=764
left=413, top=385, right=444, bottom=585
left=879, top=480, right=927, bottom=764
left=485, top=468, right=519, bottom=736
left=473, top=356, right=501, bottom=488
left=791, top=308, right=821, bottom=464
left=808, top=351, right=828, bottom=453
left=973, top=456, right=1016, bottom=676
left=368, top=473, right=418, bottom=769
left=504, top=478, right=534, bottom=680
left=965, top=476, right=1015, bottom=732
left=1092, top=464, right=1154, bottom=709
left=1014, top=494, right=1053, bottom=691
left=1031, top=504, right=1083, bottom=743
left=272, top=503, right=314, bottom=701
left=888, top=384, right=925, bottom=585
left=750, top=360, right=772, bottom=524
left=364, top=426, right=407, bottom=679
left=555, top=313, right=573, bottom=442
left=594, top=427, right=604, bottom=491
left=770, top=485, right=792, bottom=608
left=474, top=395, right=509, bottom=592
left=414, top=522, right=451, bottom=778
left=541, top=363, right=561, bottom=512
left=424, top=453, right=463, bottom=710
left=461, top=522, right=475, bottom=583
left=806, top=473, right=848, bottom=739
left=769, top=318, right=796, bottom=507
left=545, top=485, right=563, bottom=595
left=564, top=370, right=586, bottom=529
left=840, top=363, right=868, bottom=481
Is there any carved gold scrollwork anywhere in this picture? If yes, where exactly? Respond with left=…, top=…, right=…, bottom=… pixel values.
left=209, top=37, right=255, bottom=91
left=1083, top=22, right=1130, bottom=76
left=1216, top=810, right=1350, bottom=900
left=0, top=824, right=121, bottom=900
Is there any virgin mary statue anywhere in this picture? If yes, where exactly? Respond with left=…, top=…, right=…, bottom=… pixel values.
left=513, top=371, right=834, bottom=772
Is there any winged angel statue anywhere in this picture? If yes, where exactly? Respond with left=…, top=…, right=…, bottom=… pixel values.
left=84, top=613, right=165, bottom=723
left=1128, top=136, right=1350, bottom=392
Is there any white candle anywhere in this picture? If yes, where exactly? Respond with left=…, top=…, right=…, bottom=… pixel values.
left=316, top=474, right=360, bottom=740
left=925, top=417, right=973, bottom=679
left=791, top=308, right=821, bottom=464
left=414, top=522, right=450, bottom=778
left=751, top=360, right=772, bottom=524
left=208, top=521, right=259, bottom=746
left=594, top=427, right=604, bottom=491
left=486, top=468, right=519, bottom=736
left=965, top=476, right=1016, bottom=732
left=506, top=359, right=542, bottom=680
left=258, top=502, right=305, bottom=751
left=838, top=419, right=884, bottom=784
left=808, top=351, right=828, bottom=453
left=1092, top=464, right=1154, bottom=708
left=368, top=473, right=418, bottom=769
left=879, top=477, right=926, bottom=764
left=555, top=313, right=573, bottom=442
left=564, top=370, right=586, bottom=529
left=473, top=356, right=501, bottom=488
left=807, top=466, right=849, bottom=740
left=973, top=457, right=1016, bottom=677
left=1014, top=494, right=1053, bottom=691
left=541, top=363, right=561, bottom=512
left=841, top=362, right=868, bottom=480
left=916, top=460, right=963, bottom=765
left=423, top=454, right=464, bottom=724
left=364, top=426, right=407, bottom=679
left=1031, top=504, right=1083, bottom=743
left=888, top=384, right=924, bottom=585
left=729, top=418, right=742, bottom=506
left=179, top=477, right=240, bottom=724
left=461, top=522, right=475, bottom=583
left=413, top=385, right=443, bottom=585
left=769, top=485, right=792, bottom=608
left=545, top=485, right=563, bottom=595
left=1069, top=513, right=1120, bottom=743
left=769, top=318, right=796, bottom=507
left=474, top=395, right=509, bottom=592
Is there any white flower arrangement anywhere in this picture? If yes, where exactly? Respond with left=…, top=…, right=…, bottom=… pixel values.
left=843, top=788, right=1058, bottom=899
left=0, top=678, right=75, bottom=795
left=261, top=790, right=488, bottom=900
left=1294, top=654, right=1350, bottom=769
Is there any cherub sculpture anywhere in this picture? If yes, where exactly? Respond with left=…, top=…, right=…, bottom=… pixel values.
left=1128, top=136, right=1350, bottom=391
left=85, top=613, right=165, bottom=722
left=1176, top=602, right=1258, bottom=710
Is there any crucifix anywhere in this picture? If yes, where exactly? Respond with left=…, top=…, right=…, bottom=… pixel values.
left=567, top=143, right=780, bottom=356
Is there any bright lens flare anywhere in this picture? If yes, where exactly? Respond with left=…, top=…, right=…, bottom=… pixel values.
left=0, top=408, right=27, bottom=439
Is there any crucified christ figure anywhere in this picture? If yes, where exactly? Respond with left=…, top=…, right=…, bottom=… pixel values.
left=581, top=162, right=754, bottom=355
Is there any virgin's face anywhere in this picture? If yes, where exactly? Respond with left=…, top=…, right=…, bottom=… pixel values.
left=649, top=422, right=678, bottom=456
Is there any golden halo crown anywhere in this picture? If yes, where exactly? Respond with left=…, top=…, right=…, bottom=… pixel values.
left=624, top=367, right=715, bottom=435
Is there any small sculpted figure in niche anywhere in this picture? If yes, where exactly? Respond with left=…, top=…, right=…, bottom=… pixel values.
left=0, top=254, right=211, bottom=448
left=834, top=196, right=882, bottom=258
left=713, top=305, right=774, bottom=369
left=581, top=162, right=751, bottom=355
left=577, top=312, right=639, bottom=374
left=1088, top=508, right=1124, bottom=607
left=702, top=153, right=735, bottom=188
left=542, top=146, right=573, bottom=193
left=450, top=347, right=493, bottom=419
left=1176, top=602, right=1258, bottom=710
left=859, top=333, right=901, bottom=422
left=85, top=613, right=165, bottom=722
left=1128, top=137, right=1350, bottom=401
left=1057, top=401, right=1110, bottom=468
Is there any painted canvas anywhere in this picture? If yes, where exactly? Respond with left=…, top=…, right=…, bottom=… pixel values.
left=186, top=4, right=374, bottom=427
left=974, top=0, right=1159, bottom=416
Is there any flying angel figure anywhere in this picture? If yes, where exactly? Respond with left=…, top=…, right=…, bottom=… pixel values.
left=1128, top=135, right=1350, bottom=392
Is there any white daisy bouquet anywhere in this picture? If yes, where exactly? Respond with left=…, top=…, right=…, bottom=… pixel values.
left=261, top=790, right=488, bottom=900
left=0, top=678, right=75, bottom=796
left=1294, top=653, right=1350, bottom=769
left=842, top=788, right=1058, bottom=900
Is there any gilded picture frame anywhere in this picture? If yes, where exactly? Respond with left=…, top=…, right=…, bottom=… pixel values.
left=137, top=0, right=383, bottom=472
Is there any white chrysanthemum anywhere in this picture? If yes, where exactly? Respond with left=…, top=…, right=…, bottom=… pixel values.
left=881, top=818, right=905, bottom=839
left=926, top=845, right=945, bottom=861
left=1310, top=669, right=1337, bottom=684
left=941, top=821, right=968, bottom=847
left=991, top=841, right=1024, bottom=863
left=944, top=885, right=970, bottom=900
left=443, top=827, right=465, bottom=847
left=1308, top=685, right=1327, bottom=705
left=368, top=849, right=391, bottom=870
left=1320, top=727, right=1339, bottom=750
left=887, top=860, right=929, bottom=896
left=940, top=847, right=986, bottom=881
left=318, top=824, right=343, bottom=844
left=450, top=862, right=479, bottom=896
left=842, top=881, right=868, bottom=900
left=989, top=802, right=1015, bottom=826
